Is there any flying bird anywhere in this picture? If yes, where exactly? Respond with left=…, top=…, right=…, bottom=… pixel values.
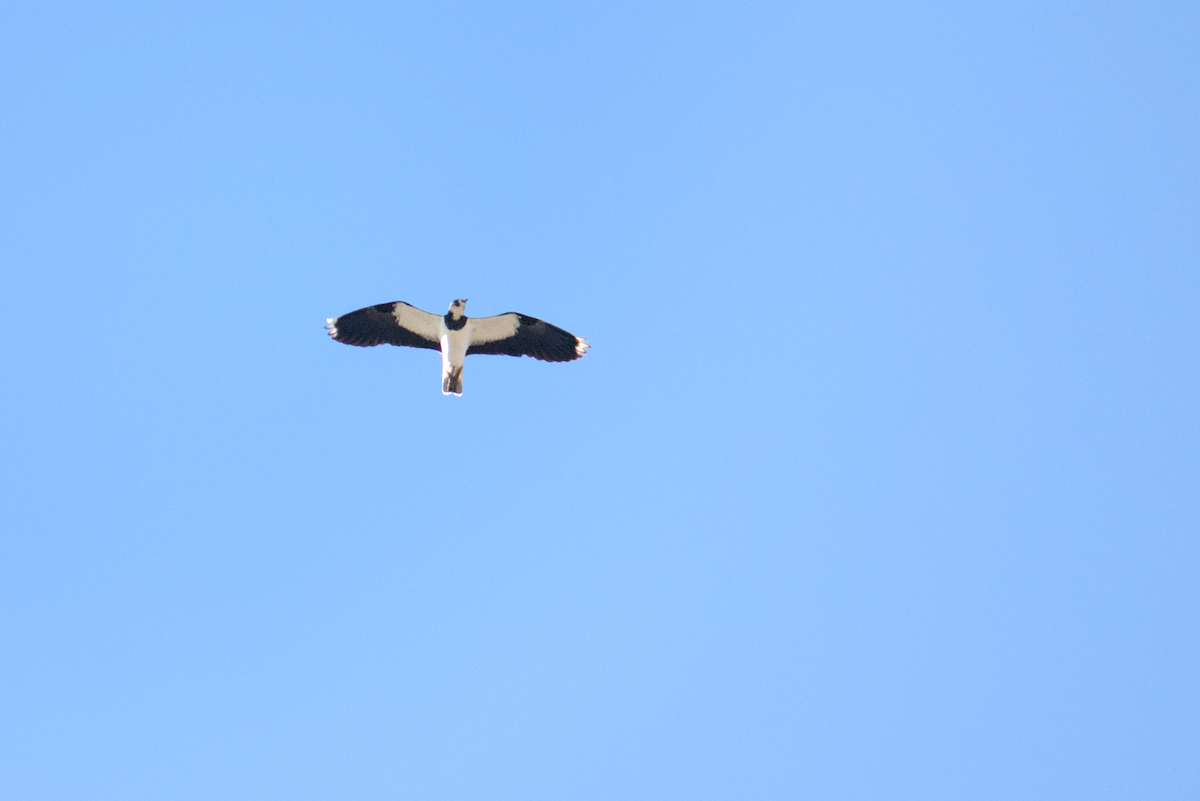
left=325, top=299, right=589, bottom=395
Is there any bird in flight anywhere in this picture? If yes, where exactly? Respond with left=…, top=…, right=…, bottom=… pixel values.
left=325, top=299, right=590, bottom=395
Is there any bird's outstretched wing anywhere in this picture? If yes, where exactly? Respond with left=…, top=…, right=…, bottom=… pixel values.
left=466, top=313, right=589, bottom=362
left=325, top=301, right=441, bottom=350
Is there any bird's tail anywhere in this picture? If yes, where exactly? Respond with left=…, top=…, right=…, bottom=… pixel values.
left=442, top=366, right=463, bottom=396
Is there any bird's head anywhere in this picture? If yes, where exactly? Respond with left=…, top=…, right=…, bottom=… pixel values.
left=448, top=298, right=468, bottom=319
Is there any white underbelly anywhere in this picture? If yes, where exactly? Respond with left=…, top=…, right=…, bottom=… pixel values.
left=441, top=330, right=469, bottom=371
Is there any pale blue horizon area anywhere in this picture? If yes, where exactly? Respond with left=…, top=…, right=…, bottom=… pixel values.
left=3, top=2, right=1198, bottom=799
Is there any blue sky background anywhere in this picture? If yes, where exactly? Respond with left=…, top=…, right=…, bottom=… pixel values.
left=3, top=1, right=1198, bottom=798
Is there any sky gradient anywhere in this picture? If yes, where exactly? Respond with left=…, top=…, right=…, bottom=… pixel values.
left=3, top=1, right=1198, bottom=798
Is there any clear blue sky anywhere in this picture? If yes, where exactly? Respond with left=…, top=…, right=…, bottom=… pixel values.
left=3, top=1, right=1198, bottom=798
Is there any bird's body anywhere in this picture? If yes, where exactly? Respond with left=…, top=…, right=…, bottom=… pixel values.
left=325, top=299, right=589, bottom=395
